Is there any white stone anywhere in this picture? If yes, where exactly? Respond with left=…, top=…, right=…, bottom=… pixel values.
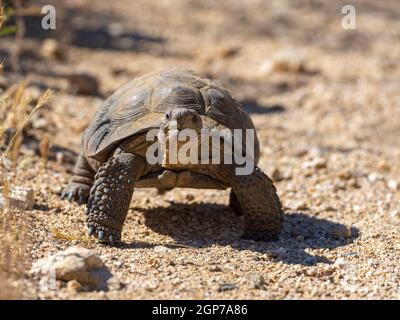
left=302, top=158, right=327, bottom=170
left=390, top=210, right=400, bottom=219
left=154, top=245, right=171, bottom=253
left=334, top=258, right=351, bottom=269
left=31, top=247, right=113, bottom=291
left=368, top=172, right=383, bottom=183
left=0, top=187, right=34, bottom=210
left=387, top=180, right=399, bottom=190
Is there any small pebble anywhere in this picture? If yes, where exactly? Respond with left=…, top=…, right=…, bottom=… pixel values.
left=154, top=245, right=170, bottom=253
left=185, top=193, right=195, bottom=201
left=368, top=172, right=383, bottom=183
left=247, top=273, right=266, bottom=290
left=390, top=210, right=400, bottom=219
left=302, top=158, right=327, bottom=170
left=287, top=200, right=308, bottom=211
left=334, top=258, right=351, bottom=269
left=67, top=280, right=83, bottom=292
left=387, top=180, right=399, bottom=190
left=68, top=72, right=99, bottom=95
left=218, top=283, right=237, bottom=292
left=208, top=265, right=222, bottom=272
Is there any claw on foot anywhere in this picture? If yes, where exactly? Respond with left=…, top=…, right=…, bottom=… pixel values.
left=86, top=223, right=120, bottom=244
left=61, top=183, right=90, bottom=204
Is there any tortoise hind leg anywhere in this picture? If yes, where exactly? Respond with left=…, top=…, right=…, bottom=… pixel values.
left=86, top=152, right=146, bottom=243
left=61, top=154, right=95, bottom=204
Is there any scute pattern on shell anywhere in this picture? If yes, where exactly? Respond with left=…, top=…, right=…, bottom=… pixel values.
left=83, top=67, right=258, bottom=163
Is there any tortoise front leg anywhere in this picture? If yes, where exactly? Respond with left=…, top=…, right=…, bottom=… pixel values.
left=86, top=152, right=146, bottom=242
left=61, top=153, right=95, bottom=204
left=214, top=165, right=284, bottom=241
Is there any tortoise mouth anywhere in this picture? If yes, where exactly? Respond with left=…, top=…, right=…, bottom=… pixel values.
left=157, top=125, right=202, bottom=167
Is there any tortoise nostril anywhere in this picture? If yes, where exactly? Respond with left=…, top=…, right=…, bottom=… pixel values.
left=192, top=114, right=198, bottom=122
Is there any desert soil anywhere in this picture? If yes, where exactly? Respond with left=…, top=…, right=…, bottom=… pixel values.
left=0, top=0, right=400, bottom=299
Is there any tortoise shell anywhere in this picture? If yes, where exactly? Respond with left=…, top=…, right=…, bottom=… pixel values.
left=83, top=67, right=260, bottom=164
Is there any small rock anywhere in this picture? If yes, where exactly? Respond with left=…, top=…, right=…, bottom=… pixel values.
left=0, top=186, right=34, bottom=210
left=107, top=22, right=125, bottom=37
left=218, top=283, right=237, bottom=292
left=367, top=259, right=378, bottom=267
left=348, top=178, right=361, bottom=189
left=334, top=258, right=351, bottom=269
left=143, top=280, right=159, bottom=291
left=31, top=247, right=113, bottom=291
left=294, top=148, right=308, bottom=157
left=40, top=39, right=66, bottom=61
left=378, top=160, right=390, bottom=171
left=215, top=45, right=240, bottom=59
left=338, top=170, right=352, bottom=180
left=208, top=265, right=222, bottom=272
left=271, top=168, right=282, bottom=181
left=107, top=276, right=123, bottom=291
left=387, top=180, right=399, bottom=190
left=390, top=210, right=400, bottom=219
left=302, top=158, right=327, bottom=170
left=333, top=181, right=346, bottom=192
left=56, top=152, right=64, bottom=165
left=185, top=193, right=195, bottom=201
left=308, top=147, right=325, bottom=157
left=154, top=245, right=170, bottom=253
left=32, top=117, right=49, bottom=129
left=68, top=72, right=99, bottom=95
left=368, top=172, right=383, bottom=183
left=260, top=49, right=308, bottom=75
left=247, top=273, right=266, bottom=290
left=27, top=86, right=42, bottom=104
left=286, top=200, right=308, bottom=211
left=66, top=280, right=83, bottom=292
left=322, top=204, right=336, bottom=212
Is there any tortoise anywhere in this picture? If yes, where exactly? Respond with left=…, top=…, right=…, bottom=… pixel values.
left=61, top=67, right=283, bottom=242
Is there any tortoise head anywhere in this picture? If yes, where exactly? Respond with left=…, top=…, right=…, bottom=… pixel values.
left=161, top=108, right=203, bottom=134
left=157, top=108, right=203, bottom=167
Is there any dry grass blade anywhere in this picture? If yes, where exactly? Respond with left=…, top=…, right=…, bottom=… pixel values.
left=50, top=228, right=95, bottom=242
left=0, top=209, right=31, bottom=299
left=4, top=89, right=53, bottom=163
left=39, top=133, right=49, bottom=162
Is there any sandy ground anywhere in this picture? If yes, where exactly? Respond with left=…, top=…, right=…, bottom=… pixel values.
left=1, top=0, right=400, bottom=299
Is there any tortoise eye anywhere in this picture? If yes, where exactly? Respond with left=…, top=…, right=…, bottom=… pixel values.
left=192, top=114, right=198, bottom=122
left=165, top=111, right=171, bottom=119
